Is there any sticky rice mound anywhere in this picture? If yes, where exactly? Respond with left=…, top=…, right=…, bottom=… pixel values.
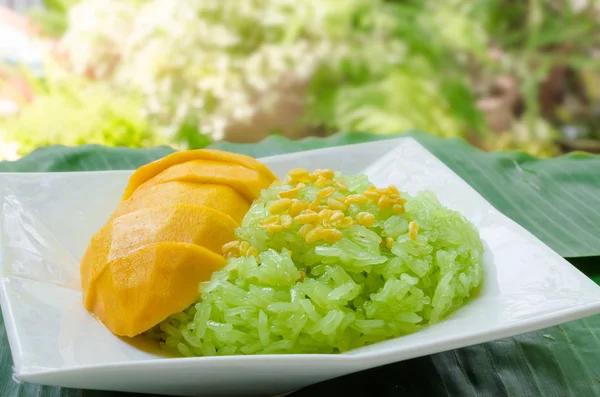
left=152, top=169, right=484, bottom=356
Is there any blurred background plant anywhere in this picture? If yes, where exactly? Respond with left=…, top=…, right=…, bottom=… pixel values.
left=0, top=0, right=599, bottom=159
left=1, top=61, right=166, bottom=154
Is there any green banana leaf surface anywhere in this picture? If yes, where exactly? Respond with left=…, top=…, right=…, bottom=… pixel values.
left=0, top=131, right=599, bottom=397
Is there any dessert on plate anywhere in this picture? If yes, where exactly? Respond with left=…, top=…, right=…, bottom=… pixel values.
left=79, top=149, right=483, bottom=356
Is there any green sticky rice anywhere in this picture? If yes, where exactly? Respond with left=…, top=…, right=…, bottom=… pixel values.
left=151, top=172, right=484, bottom=356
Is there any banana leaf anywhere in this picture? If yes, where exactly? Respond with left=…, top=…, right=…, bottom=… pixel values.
left=1, top=131, right=599, bottom=396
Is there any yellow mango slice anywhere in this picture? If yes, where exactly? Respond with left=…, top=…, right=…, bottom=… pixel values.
left=80, top=222, right=113, bottom=299
left=80, top=204, right=237, bottom=297
left=80, top=149, right=278, bottom=337
left=111, top=182, right=249, bottom=223
left=122, top=149, right=277, bottom=200
left=139, top=159, right=271, bottom=202
left=88, top=242, right=225, bottom=337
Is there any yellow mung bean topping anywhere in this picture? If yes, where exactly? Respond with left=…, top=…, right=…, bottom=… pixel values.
left=356, top=212, right=376, bottom=227
left=409, top=221, right=419, bottom=240
left=279, top=183, right=305, bottom=199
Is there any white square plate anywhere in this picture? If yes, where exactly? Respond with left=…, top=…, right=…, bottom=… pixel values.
left=2, top=138, right=600, bottom=397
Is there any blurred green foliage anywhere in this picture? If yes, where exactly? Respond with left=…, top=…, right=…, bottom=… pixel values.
left=306, top=0, right=488, bottom=138
left=54, top=0, right=406, bottom=140
left=474, top=0, right=600, bottom=150
left=0, top=64, right=166, bottom=155
left=310, top=0, right=600, bottom=156
left=2, top=0, right=599, bottom=157
left=27, top=0, right=80, bottom=36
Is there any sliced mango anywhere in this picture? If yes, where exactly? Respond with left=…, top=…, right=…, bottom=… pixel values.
left=80, top=222, right=113, bottom=298
left=112, top=182, right=249, bottom=223
left=80, top=149, right=277, bottom=337
left=89, top=242, right=226, bottom=337
left=140, top=159, right=271, bottom=202
left=80, top=204, right=238, bottom=297
left=122, top=149, right=277, bottom=200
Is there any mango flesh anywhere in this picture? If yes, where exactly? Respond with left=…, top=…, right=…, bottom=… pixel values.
left=142, top=159, right=272, bottom=202
left=91, top=242, right=226, bottom=337
left=121, top=149, right=278, bottom=200
left=80, top=149, right=276, bottom=337
left=109, top=205, right=238, bottom=259
left=112, top=182, right=249, bottom=223
left=80, top=204, right=238, bottom=299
